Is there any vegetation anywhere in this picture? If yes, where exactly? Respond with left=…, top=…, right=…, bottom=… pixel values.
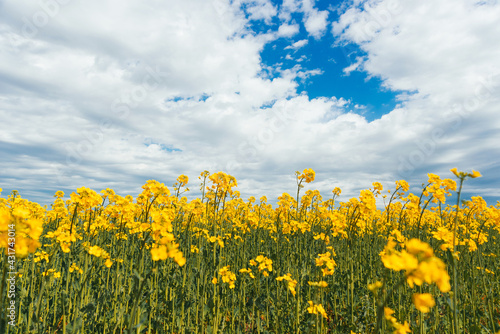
left=0, top=168, right=499, bottom=333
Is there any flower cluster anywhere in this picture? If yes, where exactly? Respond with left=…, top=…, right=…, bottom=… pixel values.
left=384, top=307, right=411, bottom=334
left=249, top=255, right=273, bottom=277
left=0, top=194, right=44, bottom=258
left=88, top=245, right=114, bottom=268
left=381, top=238, right=451, bottom=293
left=218, top=265, right=237, bottom=289
left=297, top=168, right=316, bottom=184
left=425, top=174, right=456, bottom=204
left=276, top=273, right=298, bottom=296
left=307, top=301, right=328, bottom=319
left=315, top=251, right=337, bottom=276
left=150, top=242, right=185, bottom=266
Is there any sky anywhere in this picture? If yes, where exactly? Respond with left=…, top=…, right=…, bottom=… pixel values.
left=0, top=0, right=499, bottom=207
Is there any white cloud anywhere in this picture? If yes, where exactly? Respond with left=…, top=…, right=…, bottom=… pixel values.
left=331, top=0, right=500, bottom=198
left=333, top=0, right=500, bottom=103
left=285, top=39, right=308, bottom=50
left=282, top=65, right=323, bottom=81
left=278, top=0, right=301, bottom=21
left=279, top=0, right=329, bottom=39
left=277, top=23, right=300, bottom=37
left=237, top=0, right=277, bottom=23
left=342, top=56, right=364, bottom=75
left=303, top=9, right=329, bottom=39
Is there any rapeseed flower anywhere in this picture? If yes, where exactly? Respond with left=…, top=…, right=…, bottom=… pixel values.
left=276, top=273, right=298, bottom=296
left=412, top=293, right=435, bottom=313
left=307, top=301, right=327, bottom=319
left=315, top=252, right=337, bottom=276
left=219, top=266, right=236, bottom=289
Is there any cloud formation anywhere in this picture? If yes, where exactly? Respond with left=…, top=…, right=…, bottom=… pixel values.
left=0, top=0, right=499, bottom=207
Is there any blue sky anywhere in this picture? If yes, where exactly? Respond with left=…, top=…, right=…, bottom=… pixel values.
left=255, top=2, right=399, bottom=121
left=0, top=0, right=499, bottom=207
left=260, top=36, right=400, bottom=121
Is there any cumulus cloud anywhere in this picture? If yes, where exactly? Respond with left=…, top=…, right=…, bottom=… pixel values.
left=301, top=0, right=329, bottom=39
left=285, top=39, right=308, bottom=50
left=277, top=23, right=300, bottom=37
left=236, top=0, right=277, bottom=23
left=278, top=0, right=301, bottom=21
left=342, top=57, right=364, bottom=75
left=279, top=0, right=329, bottom=38
left=332, top=0, right=500, bottom=200
left=303, top=10, right=329, bottom=39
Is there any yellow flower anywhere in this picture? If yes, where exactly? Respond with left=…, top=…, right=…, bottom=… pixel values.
left=394, top=321, right=411, bottom=334
left=219, top=266, right=236, bottom=288
left=476, top=267, right=495, bottom=275
left=88, top=245, right=104, bottom=258
left=315, top=252, right=337, bottom=276
left=384, top=307, right=396, bottom=322
left=287, top=280, right=298, bottom=296
left=396, top=180, right=410, bottom=192
left=212, top=277, right=217, bottom=284
left=372, top=182, right=383, bottom=194
left=450, top=167, right=461, bottom=178
left=406, top=257, right=451, bottom=292
left=451, top=168, right=482, bottom=179
left=60, top=242, right=71, bottom=253
left=151, top=245, right=168, bottom=261
left=249, top=255, right=273, bottom=275
left=308, top=281, right=328, bottom=288
left=276, top=273, right=298, bottom=296
left=368, top=281, right=383, bottom=292
left=412, top=293, right=435, bottom=313
left=217, top=238, right=224, bottom=248
left=432, top=227, right=454, bottom=251
left=316, top=303, right=328, bottom=319
left=239, top=268, right=255, bottom=279
left=406, top=238, right=433, bottom=259
left=172, top=249, right=186, bottom=266
left=307, top=301, right=327, bottom=319
left=307, top=301, right=315, bottom=314
left=104, top=259, right=113, bottom=268
left=42, top=269, right=61, bottom=278
left=69, top=263, right=83, bottom=274
left=298, top=168, right=316, bottom=183
left=176, top=174, right=189, bottom=186
left=470, top=170, right=481, bottom=178
left=381, top=251, right=418, bottom=272
left=34, top=251, right=49, bottom=263
left=276, top=274, right=290, bottom=281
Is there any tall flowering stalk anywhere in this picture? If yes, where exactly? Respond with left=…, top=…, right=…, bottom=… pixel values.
left=449, top=168, right=481, bottom=334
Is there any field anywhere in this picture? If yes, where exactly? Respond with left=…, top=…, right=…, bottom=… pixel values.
left=0, top=169, right=499, bottom=333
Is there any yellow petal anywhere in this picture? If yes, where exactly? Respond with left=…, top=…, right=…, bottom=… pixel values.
left=470, top=170, right=482, bottom=178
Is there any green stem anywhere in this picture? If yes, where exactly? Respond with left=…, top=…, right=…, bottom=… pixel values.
left=451, top=178, right=464, bottom=334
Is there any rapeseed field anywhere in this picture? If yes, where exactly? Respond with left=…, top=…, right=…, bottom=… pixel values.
left=0, top=169, right=498, bottom=333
